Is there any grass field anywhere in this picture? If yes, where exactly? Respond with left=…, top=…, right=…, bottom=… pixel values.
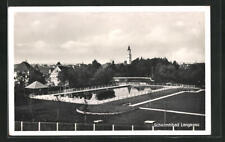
left=143, top=91, right=205, bottom=114
left=15, top=87, right=205, bottom=130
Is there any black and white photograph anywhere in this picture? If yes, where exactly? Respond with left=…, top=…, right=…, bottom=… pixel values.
left=8, top=6, right=211, bottom=135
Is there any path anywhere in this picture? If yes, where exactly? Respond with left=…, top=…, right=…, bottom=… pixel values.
left=139, top=107, right=205, bottom=116
left=129, top=89, right=204, bottom=107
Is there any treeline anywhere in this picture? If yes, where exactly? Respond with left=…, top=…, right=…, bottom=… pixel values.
left=14, top=61, right=46, bottom=89
left=59, top=58, right=205, bottom=88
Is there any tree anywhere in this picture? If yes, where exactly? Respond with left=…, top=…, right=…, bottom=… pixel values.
left=28, top=70, right=46, bottom=84
left=58, top=68, right=78, bottom=87
left=92, top=60, right=101, bottom=70
left=90, top=67, right=113, bottom=85
left=54, top=58, right=205, bottom=88
left=172, top=61, right=179, bottom=70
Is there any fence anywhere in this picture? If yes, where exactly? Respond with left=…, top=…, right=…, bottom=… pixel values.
left=15, top=121, right=203, bottom=131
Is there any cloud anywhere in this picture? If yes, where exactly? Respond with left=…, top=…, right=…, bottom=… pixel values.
left=13, top=12, right=205, bottom=64
left=60, top=40, right=90, bottom=54
left=33, top=40, right=47, bottom=49
left=170, top=47, right=204, bottom=63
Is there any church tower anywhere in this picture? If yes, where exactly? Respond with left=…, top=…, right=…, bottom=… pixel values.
left=127, top=45, right=132, bottom=64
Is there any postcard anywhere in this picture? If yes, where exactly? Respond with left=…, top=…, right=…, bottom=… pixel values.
left=8, top=6, right=211, bottom=136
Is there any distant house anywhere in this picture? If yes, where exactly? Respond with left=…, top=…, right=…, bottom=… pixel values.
left=113, top=77, right=154, bottom=85
left=180, top=63, right=190, bottom=70
left=49, top=63, right=70, bottom=86
left=14, top=61, right=44, bottom=86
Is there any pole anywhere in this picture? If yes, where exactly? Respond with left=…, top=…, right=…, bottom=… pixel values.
left=112, top=124, right=114, bottom=131
left=38, top=122, right=40, bottom=131
left=93, top=123, right=95, bottom=131
left=56, top=122, right=59, bottom=131
left=74, top=123, right=77, bottom=131
left=21, top=121, right=23, bottom=131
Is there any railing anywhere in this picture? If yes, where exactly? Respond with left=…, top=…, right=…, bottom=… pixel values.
left=117, top=82, right=197, bottom=88
left=151, top=83, right=196, bottom=88
left=15, top=121, right=203, bottom=131
left=44, top=83, right=197, bottom=97
left=29, top=86, right=202, bottom=105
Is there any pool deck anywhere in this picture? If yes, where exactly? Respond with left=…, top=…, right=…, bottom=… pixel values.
left=76, top=88, right=204, bottom=115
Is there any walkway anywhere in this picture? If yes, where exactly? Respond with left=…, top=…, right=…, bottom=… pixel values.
left=139, top=107, right=205, bottom=117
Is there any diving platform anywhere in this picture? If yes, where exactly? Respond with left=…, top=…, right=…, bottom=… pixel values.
left=113, top=77, right=154, bottom=82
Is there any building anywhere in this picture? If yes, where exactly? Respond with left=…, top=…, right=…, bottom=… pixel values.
left=49, top=63, right=70, bottom=86
left=127, top=45, right=132, bottom=64
left=113, top=77, right=154, bottom=85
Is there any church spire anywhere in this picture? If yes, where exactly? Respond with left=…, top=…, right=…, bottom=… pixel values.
left=128, top=45, right=131, bottom=50
left=127, top=45, right=132, bottom=64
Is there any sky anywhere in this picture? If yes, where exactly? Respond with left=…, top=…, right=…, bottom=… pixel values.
left=13, top=11, right=205, bottom=64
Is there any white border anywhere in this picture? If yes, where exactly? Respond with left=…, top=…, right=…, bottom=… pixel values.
left=8, top=6, right=211, bottom=136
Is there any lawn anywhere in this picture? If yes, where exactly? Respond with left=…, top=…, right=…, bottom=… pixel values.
left=15, top=87, right=205, bottom=130
left=143, top=91, right=205, bottom=114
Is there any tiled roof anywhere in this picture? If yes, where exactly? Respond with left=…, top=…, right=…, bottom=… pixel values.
left=57, top=65, right=72, bottom=71
left=25, top=81, right=47, bottom=89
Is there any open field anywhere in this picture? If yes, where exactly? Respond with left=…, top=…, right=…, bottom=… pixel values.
left=143, top=91, right=205, bottom=114
left=15, top=87, right=205, bottom=130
